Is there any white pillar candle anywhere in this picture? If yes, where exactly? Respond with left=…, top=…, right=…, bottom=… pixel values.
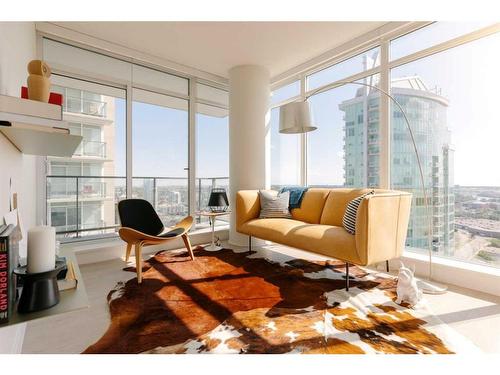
left=27, top=226, right=56, bottom=273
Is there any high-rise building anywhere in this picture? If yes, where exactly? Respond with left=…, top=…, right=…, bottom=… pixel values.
left=46, top=86, right=116, bottom=239
left=340, top=75, right=455, bottom=255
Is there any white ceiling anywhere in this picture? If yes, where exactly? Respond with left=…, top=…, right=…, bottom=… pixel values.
left=52, top=22, right=387, bottom=79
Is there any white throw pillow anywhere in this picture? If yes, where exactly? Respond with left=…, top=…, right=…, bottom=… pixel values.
left=259, top=190, right=292, bottom=219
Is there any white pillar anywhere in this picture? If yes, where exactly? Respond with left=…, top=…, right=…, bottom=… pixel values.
left=228, top=65, right=270, bottom=245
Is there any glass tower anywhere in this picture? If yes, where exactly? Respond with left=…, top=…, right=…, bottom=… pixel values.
left=340, top=76, right=455, bottom=255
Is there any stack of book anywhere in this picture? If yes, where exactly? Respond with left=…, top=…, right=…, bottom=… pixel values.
left=57, top=259, right=78, bottom=291
left=0, top=224, right=19, bottom=324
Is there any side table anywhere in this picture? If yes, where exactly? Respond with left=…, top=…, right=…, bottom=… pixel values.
left=196, top=211, right=230, bottom=251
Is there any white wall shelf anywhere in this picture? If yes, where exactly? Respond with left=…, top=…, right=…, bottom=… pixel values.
left=0, top=95, right=82, bottom=157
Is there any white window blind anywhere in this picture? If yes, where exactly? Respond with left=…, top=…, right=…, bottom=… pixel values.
left=43, top=38, right=132, bottom=84
left=196, top=83, right=228, bottom=107
left=43, top=38, right=189, bottom=96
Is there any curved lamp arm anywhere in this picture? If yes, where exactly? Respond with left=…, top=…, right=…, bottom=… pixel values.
left=304, top=80, right=435, bottom=283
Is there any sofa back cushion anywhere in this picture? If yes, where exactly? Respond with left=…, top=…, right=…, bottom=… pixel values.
left=319, top=188, right=377, bottom=227
left=291, top=189, right=330, bottom=224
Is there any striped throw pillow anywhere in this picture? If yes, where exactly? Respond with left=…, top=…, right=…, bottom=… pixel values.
left=342, top=191, right=374, bottom=234
left=259, top=190, right=292, bottom=219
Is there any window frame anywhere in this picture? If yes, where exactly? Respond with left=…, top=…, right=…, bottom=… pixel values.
left=270, top=22, right=500, bottom=189
left=37, top=33, right=229, bottom=241
left=269, top=22, right=500, bottom=273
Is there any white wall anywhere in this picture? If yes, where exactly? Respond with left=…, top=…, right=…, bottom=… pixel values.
left=0, top=21, right=37, bottom=353
left=0, top=22, right=38, bottom=254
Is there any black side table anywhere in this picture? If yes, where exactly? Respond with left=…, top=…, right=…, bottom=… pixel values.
left=14, top=260, right=67, bottom=313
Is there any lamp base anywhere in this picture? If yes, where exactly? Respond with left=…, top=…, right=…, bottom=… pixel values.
left=204, top=244, right=222, bottom=251
left=417, top=278, right=448, bottom=295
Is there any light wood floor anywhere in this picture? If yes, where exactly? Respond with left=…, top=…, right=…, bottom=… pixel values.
left=22, top=242, right=500, bottom=353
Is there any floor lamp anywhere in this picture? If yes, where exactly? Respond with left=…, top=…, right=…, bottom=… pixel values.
left=278, top=80, right=447, bottom=295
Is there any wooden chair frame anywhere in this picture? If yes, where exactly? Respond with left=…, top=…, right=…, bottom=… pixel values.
left=119, top=216, right=195, bottom=283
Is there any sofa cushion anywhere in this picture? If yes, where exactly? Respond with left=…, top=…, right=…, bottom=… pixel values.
left=290, top=188, right=330, bottom=224
left=240, top=218, right=307, bottom=241
left=342, top=190, right=374, bottom=234
left=319, top=188, right=375, bottom=227
left=240, top=218, right=361, bottom=264
left=259, top=190, right=292, bottom=218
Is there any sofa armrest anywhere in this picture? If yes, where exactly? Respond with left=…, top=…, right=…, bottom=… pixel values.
left=236, top=190, right=261, bottom=232
left=355, top=192, right=412, bottom=265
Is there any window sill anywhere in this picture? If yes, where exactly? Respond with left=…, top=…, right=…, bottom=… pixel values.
left=394, top=249, right=500, bottom=297
left=62, top=224, right=229, bottom=265
left=403, top=250, right=500, bottom=277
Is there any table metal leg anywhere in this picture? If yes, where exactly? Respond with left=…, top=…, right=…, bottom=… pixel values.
left=205, top=215, right=222, bottom=251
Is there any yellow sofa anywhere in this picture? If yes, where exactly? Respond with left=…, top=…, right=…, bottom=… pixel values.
left=236, top=188, right=412, bottom=289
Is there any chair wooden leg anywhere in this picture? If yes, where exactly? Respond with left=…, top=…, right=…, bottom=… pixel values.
left=386, top=260, right=390, bottom=273
left=345, top=262, right=350, bottom=291
left=125, top=243, right=132, bottom=262
left=135, top=243, right=143, bottom=284
left=182, top=234, right=195, bottom=260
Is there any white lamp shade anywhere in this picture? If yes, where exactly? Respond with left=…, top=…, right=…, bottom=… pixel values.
left=279, top=101, right=317, bottom=134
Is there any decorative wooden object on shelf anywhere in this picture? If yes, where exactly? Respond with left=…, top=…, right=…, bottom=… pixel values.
left=27, top=60, right=51, bottom=103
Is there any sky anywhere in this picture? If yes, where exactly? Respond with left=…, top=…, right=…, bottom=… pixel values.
left=112, top=22, right=499, bottom=188
left=111, top=98, right=228, bottom=180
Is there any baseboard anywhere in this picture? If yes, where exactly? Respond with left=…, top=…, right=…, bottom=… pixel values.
left=67, top=227, right=229, bottom=265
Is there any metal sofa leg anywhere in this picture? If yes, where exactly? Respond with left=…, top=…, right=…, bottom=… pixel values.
left=386, top=260, right=390, bottom=273
left=345, top=262, right=349, bottom=291
left=248, top=235, right=252, bottom=253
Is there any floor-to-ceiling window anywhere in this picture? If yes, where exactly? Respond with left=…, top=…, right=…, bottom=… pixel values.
left=132, top=89, right=189, bottom=227
left=42, top=37, right=229, bottom=241
left=307, top=77, right=381, bottom=188
left=270, top=22, right=500, bottom=271
left=47, top=76, right=126, bottom=240
left=306, top=47, right=381, bottom=188
left=195, top=83, right=229, bottom=225
left=390, top=26, right=500, bottom=267
left=270, top=80, right=301, bottom=189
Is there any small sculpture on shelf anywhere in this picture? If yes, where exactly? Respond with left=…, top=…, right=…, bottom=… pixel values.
left=27, top=60, right=51, bottom=102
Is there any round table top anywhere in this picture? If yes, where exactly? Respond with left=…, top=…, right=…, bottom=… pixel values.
left=196, top=210, right=231, bottom=217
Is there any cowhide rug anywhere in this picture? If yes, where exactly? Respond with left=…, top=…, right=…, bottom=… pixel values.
left=83, top=247, right=477, bottom=354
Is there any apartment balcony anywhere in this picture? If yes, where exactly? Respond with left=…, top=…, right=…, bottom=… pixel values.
left=46, top=175, right=229, bottom=240
left=65, top=95, right=107, bottom=118
left=74, top=140, right=107, bottom=158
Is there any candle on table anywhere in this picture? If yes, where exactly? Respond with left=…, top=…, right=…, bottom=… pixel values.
left=27, top=226, right=56, bottom=273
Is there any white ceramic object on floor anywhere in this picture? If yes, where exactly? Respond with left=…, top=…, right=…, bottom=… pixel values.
left=396, top=262, right=423, bottom=306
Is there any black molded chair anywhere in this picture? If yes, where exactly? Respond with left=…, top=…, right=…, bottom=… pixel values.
left=117, top=199, right=194, bottom=283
